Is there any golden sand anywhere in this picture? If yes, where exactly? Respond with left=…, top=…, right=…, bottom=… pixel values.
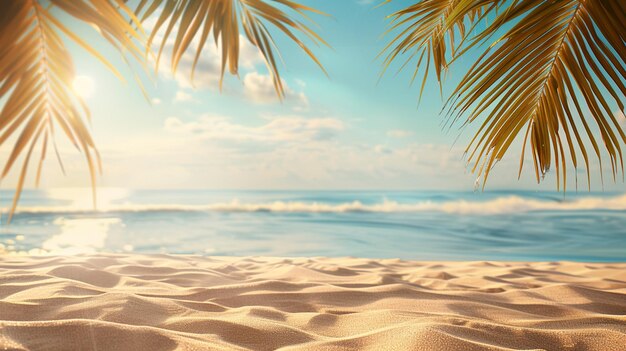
left=1, top=254, right=625, bottom=350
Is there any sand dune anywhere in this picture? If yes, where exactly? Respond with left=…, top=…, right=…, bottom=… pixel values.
left=0, top=255, right=625, bottom=350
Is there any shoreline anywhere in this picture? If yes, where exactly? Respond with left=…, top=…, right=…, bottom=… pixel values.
left=1, top=254, right=625, bottom=350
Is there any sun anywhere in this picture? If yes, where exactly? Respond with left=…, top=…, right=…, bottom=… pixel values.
left=72, top=75, right=96, bottom=98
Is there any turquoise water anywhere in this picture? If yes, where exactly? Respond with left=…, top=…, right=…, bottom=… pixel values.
left=1, top=189, right=625, bottom=261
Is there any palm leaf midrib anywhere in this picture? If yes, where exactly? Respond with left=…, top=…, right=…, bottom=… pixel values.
left=527, top=1, right=583, bottom=127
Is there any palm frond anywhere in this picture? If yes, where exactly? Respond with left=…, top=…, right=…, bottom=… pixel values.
left=448, top=0, right=626, bottom=190
left=379, top=0, right=498, bottom=98
left=0, top=0, right=143, bottom=222
left=137, top=0, right=328, bottom=99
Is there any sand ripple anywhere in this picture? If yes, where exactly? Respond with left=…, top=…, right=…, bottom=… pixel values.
left=1, top=255, right=625, bottom=350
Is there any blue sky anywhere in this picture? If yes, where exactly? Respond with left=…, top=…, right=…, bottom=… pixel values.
left=7, top=0, right=625, bottom=191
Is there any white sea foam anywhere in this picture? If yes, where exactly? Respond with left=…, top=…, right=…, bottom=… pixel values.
left=4, top=194, right=626, bottom=216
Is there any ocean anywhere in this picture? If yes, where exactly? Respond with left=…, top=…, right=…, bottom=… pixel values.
left=1, top=189, right=625, bottom=261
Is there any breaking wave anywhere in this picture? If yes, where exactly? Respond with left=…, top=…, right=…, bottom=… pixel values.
left=5, top=194, right=626, bottom=216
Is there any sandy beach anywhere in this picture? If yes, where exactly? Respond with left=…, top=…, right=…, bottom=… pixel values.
left=2, top=0, right=625, bottom=349
left=0, top=254, right=624, bottom=350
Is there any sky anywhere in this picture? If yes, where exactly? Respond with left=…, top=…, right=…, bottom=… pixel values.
left=3, top=0, right=625, bottom=192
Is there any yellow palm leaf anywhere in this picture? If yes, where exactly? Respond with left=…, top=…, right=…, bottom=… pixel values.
left=137, top=0, right=329, bottom=99
left=449, top=0, right=626, bottom=190
left=379, top=0, right=498, bottom=99
left=382, top=0, right=626, bottom=190
left=0, top=0, right=144, bottom=222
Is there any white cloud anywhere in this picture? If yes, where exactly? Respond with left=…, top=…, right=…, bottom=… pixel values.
left=387, top=129, right=414, bottom=138
left=23, top=122, right=611, bottom=191
left=148, top=16, right=263, bottom=90
left=174, top=91, right=195, bottom=103
left=164, top=114, right=345, bottom=143
left=374, top=145, right=393, bottom=154
left=243, top=72, right=309, bottom=108
left=145, top=14, right=309, bottom=109
left=151, top=98, right=162, bottom=105
left=152, top=112, right=494, bottom=189
left=89, top=132, right=474, bottom=190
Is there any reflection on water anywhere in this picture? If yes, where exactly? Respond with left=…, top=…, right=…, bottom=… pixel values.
left=41, top=217, right=121, bottom=255
left=1, top=189, right=626, bottom=261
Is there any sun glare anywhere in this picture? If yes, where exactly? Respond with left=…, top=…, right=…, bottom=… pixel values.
left=72, top=75, right=95, bottom=98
